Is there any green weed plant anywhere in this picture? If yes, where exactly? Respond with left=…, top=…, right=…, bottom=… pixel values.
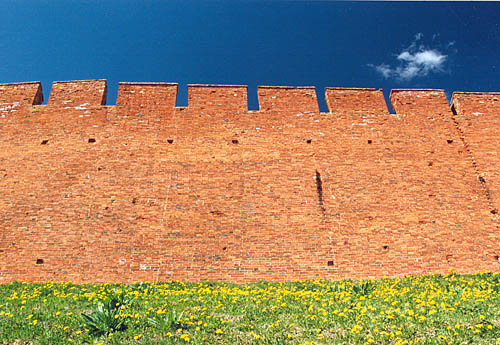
left=81, top=289, right=133, bottom=336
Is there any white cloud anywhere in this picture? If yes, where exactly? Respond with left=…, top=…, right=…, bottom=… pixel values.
left=374, top=64, right=392, bottom=78
left=371, top=34, right=451, bottom=81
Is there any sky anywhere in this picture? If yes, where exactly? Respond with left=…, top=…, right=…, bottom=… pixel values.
left=0, top=0, right=499, bottom=112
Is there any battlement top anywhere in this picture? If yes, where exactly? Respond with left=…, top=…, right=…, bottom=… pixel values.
left=188, top=84, right=247, bottom=88
left=119, top=82, right=178, bottom=86
left=325, top=87, right=379, bottom=91
left=0, top=81, right=41, bottom=86
left=1, top=79, right=499, bottom=117
left=452, top=91, right=500, bottom=95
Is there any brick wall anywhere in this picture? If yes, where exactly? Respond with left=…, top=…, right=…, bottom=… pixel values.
left=0, top=80, right=499, bottom=283
left=0, top=82, right=43, bottom=120
left=48, top=80, right=107, bottom=106
left=451, top=92, right=500, bottom=214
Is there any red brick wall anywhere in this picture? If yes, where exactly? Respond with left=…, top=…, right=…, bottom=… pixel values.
left=258, top=86, right=318, bottom=113
left=0, top=82, right=43, bottom=120
left=451, top=92, right=500, bottom=214
left=116, top=82, right=178, bottom=110
left=48, top=80, right=107, bottom=106
left=0, top=80, right=499, bottom=283
left=390, top=89, right=451, bottom=116
left=325, top=87, right=388, bottom=115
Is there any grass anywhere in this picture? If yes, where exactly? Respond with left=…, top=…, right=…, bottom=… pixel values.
left=1, top=273, right=500, bottom=344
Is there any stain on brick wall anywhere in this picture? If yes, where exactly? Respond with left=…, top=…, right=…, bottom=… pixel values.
left=0, top=80, right=499, bottom=283
left=451, top=92, right=500, bottom=214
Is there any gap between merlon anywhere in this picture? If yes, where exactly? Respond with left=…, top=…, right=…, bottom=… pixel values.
left=39, top=81, right=329, bottom=111
left=28, top=80, right=450, bottom=114
left=176, top=83, right=328, bottom=112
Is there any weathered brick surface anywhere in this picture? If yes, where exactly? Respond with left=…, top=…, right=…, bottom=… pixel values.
left=0, top=82, right=43, bottom=119
left=325, top=87, right=388, bottom=115
left=258, top=86, right=318, bottom=113
left=115, top=82, right=178, bottom=134
left=48, top=79, right=107, bottom=106
left=189, top=85, right=247, bottom=114
left=451, top=92, right=500, bottom=213
left=390, top=89, right=452, bottom=118
left=117, top=82, right=178, bottom=110
left=0, top=80, right=499, bottom=284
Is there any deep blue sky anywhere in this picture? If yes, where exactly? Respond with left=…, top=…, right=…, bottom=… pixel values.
left=0, top=0, right=499, bottom=111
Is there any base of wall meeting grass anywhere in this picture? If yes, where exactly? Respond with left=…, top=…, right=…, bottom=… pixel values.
left=1, top=273, right=500, bottom=345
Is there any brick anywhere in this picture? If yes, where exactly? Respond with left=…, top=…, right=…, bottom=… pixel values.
left=390, top=89, right=450, bottom=116
left=452, top=92, right=500, bottom=214
left=188, top=84, right=247, bottom=114
left=48, top=79, right=107, bottom=106
left=0, top=82, right=43, bottom=119
left=0, top=80, right=499, bottom=284
left=258, top=86, right=319, bottom=113
left=117, top=82, right=177, bottom=110
left=325, top=87, right=388, bottom=115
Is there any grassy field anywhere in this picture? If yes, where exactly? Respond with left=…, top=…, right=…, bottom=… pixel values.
left=1, top=273, right=500, bottom=344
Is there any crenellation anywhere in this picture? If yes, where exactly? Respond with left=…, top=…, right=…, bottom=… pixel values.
left=48, top=79, right=107, bottom=106
left=116, top=82, right=178, bottom=109
left=390, top=89, right=450, bottom=116
left=0, top=82, right=43, bottom=116
left=257, top=86, right=319, bottom=113
left=451, top=92, right=500, bottom=116
left=187, top=84, right=247, bottom=114
left=325, top=87, right=388, bottom=115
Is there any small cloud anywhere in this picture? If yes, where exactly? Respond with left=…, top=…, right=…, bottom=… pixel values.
left=374, top=64, right=392, bottom=78
left=371, top=34, right=453, bottom=81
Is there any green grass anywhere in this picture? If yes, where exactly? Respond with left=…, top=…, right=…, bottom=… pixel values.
left=1, top=273, right=500, bottom=344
